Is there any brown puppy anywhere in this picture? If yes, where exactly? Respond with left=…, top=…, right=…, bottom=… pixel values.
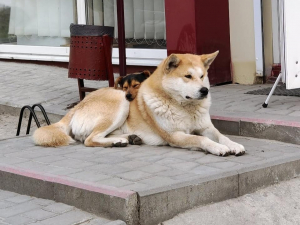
left=114, top=70, right=151, bottom=101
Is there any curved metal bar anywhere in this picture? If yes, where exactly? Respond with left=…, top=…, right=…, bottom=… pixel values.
left=26, top=104, right=51, bottom=135
left=32, top=104, right=51, bottom=125
left=16, top=106, right=41, bottom=136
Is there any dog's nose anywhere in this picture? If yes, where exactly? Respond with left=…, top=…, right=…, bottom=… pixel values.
left=126, top=93, right=132, bottom=99
left=200, top=87, right=209, bottom=96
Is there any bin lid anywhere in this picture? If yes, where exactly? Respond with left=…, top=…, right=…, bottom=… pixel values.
left=70, top=24, right=114, bottom=37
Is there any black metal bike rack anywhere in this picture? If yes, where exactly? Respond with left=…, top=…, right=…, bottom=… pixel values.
left=16, top=104, right=51, bottom=136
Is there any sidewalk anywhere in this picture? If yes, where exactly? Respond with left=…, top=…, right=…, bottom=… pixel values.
left=1, top=60, right=299, bottom=144
left=1, top=61, right=299, bottom=120
left=0, top=189, right=125, bottom=225
left=0, top=61, right=300, bottom=225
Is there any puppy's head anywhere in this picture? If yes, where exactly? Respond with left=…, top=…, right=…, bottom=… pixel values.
left=162, top=51, right=219, bottom=102
left=114, top=70, right=151, bottom=101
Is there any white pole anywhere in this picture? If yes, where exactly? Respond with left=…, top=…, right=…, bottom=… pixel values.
left=262, top=73, right=282, bottom=108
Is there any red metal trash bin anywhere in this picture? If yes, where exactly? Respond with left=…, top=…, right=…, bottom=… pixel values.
left=68, top=24, right=114, bottom=100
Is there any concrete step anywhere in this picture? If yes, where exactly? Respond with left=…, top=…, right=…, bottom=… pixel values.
left=0, top=189, right=125, bottom=225
left=211, top=112, right=300, bottom=145
left=0, top=136, right=300, bottom=225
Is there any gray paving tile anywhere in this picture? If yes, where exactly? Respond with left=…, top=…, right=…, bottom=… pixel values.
left=190, top=165, right=221, bottom=175
left=0, top=201, right=40, bottom=218
left=34, top=155, right=67, bottom=164
left=169, top=162, right=199, bottom=171
left=118, top=160, right=150, bottom=169
left=4, top=214, right=36, bottom=225
left=0, top=157, right=29, bottom=165
left=67, top=171, right=111, bottom=182
left=51, top=158, right=95, bottom=169
left=97, top=177, right=133, bottom=187
left=226, top=154, right=265, bottom=164
left=0, top=201, right=16, bottom=209
left=156, top=158, right=185, bottom=165
left=122, top=183, right=150, bottom=191
left=87, top=164, right=130, bottom=175
left=117, top=170, right=153, bottom=181
left=22, top=209, right=56, bottom=221
left=195, top=155, right=225, bottom=164
left=139, top=176, right=178, bottom=188
left=0, top=190, right=17, bottom=201
left=251, top=150, right=283, bottom=158
left=42, top=203, right=74, bottom=214
left=30, top=199, right=54, bottom=207
left=5, top=195, right=33, bottom=204
left=207, top=161, right=241, bottom=169
left=79, top=218, right=111, bottom=225
left=38, top=209, right=93, bottom=225
left=138, top=164, right=170, bottom=173
left=156, top=169, right=186, bottom=177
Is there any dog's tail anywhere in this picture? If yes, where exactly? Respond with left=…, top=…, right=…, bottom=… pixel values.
left=33, top=112, right=75, bottom=147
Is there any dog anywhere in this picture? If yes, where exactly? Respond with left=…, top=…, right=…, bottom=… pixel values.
left=114, top=70, right=151, bottom=101
left=33, top=51, right=245, bottom=156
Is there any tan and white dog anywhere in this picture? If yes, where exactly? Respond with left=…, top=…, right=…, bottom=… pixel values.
left=34, top=51, right=245, bottom=156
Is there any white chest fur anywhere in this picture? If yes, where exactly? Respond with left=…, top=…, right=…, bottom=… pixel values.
left=144, top=92, right=212, bottom=134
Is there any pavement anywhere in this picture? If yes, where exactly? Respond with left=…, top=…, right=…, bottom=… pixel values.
left=0, top=189, right=125, bottom=225
left=0, top=60, right=300, bottom=225
left=163, top=176, right=300, bottom=225
left=0, top=60, right=299, bottom=120
left=1, top=60, right=299, bottom=144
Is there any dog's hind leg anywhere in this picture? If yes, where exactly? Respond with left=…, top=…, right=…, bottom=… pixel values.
left=84, top=120, right=129, bottom=147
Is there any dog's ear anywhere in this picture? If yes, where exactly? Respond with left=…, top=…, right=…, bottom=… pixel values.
left=143, top=70, right=151, bottom=78
left=114, top=76, right=123, bottom=89
left=164, top=54, right=181, bottom=74
left=201, top=51, right=219, bottom=69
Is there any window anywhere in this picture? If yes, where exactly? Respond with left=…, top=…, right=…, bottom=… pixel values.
left=86, top=0, right=166, bottom=49
left=0, top=0, right=167, bottom=65
left=0, top=0, right=76, bottom=47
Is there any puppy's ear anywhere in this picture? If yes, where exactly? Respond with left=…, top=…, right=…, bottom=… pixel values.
left=114, top=77, right=123, bottom=89
left=143, top=70, right=151, bottom=78
left=201, top=51, right=219, bottom=69
left=164, top=54, right=181, bottom=74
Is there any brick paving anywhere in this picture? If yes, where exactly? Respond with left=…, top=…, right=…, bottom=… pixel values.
left=0, top=135, right=299, bottom=193
left=0, top=189, right=125, bottom=225
left=0, top=61, right=299, bottom=121
left=210, top=84, right=300, bottom=122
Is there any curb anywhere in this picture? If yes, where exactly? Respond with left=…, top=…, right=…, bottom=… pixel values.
left=1, top=154, right=300, bottom=225
left=137, top=153, right=300, bottom=224
left=0, top=163, right=138, bottom=225
left=211, top=115, right=300, bottom=145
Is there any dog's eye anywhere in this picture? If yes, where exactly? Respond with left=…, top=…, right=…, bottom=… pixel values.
left=123, top=87, right=128, bottom=91
left=133, top=84, right=140, bottom=88
left=200, top=75, right=204, bottom=79
left=185, top=75, right=192, bottom=79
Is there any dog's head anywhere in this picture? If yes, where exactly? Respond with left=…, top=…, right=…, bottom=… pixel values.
left=161, top=51, right=219, bottom=102
left=114, top=70, right=151, bottom=101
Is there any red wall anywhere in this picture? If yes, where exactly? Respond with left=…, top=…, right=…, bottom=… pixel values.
left=165, top=0, right=232, bottom=85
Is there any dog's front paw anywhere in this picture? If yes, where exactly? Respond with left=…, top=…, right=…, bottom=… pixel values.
left=227, top=141, right=245, bottom=156
left=128, top=134, right=143, bottom=145
left=209, top=143, right=231, bottom=157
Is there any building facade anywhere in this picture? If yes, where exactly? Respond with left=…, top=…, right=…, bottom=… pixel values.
left=0, top=0, right=280, bottom=85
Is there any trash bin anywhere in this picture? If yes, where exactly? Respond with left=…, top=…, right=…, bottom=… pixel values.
left=68, top=24, right=114, bottom=100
